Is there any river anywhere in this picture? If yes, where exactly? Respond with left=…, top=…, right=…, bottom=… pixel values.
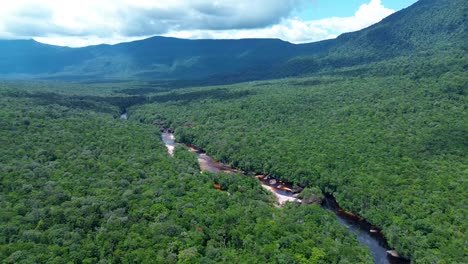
left=162, top=131, right=299, bottom=204
left=323, top=195, right=410, bottom=264
left=161, top=131, right=409, bottom=264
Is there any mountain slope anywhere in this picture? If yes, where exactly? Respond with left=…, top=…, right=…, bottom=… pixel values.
left=0, top=0, right=465, bottom=82
left=0, top=40, right=88, bottom=74
left=0, top=37, right=311, bottom=80
left=277, top=0, right=467, bottom=77
left=333, top=0, right=466, bottom=56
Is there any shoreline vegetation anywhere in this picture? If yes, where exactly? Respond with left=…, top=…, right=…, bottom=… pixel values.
left=130, top=72, right=466, bottom=262
left=161, top=129, right=410, bottom=264
left=0, top=89, right=375, bottom=263
left=1, top=1, right=466, bottom=262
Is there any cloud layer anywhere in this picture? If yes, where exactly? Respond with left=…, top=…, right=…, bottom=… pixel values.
left=166, top=0, right=394, bottom=43
left=0, top=0, right=395, bottom=47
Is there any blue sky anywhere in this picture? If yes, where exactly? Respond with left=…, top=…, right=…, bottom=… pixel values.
left=0, top=0, right=420, bottom=47
left=296, top=0, right=418, bottom=20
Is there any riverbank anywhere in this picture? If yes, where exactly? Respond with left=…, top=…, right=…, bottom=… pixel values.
left=162, top=132, right=301, bottom=205
left=160, top=131, right=410, bottom=264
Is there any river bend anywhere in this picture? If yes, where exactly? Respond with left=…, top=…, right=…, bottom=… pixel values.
left=161, top=131, right=409, bottom=264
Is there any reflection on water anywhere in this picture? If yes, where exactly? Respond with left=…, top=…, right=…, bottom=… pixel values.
left=257, top=175, right=300, bottom=204
left=323, top=196, right=410, bottom=264
left=161, top=131, right=410, bottom=264
left=197, top=153, right=221, bottom=173
left=161, top=132, right=176, bottom=156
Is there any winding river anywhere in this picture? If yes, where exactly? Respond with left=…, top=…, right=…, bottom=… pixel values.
left=161, top=131, right=410, bottom=264
left=322, top=195, right=409, bottom=264
left=162, top=131, right=299, bottom=204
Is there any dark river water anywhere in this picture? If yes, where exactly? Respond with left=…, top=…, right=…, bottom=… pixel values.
left=161, top=132, right=409, bottom=264
left=323, top=196, right=410, bottom=264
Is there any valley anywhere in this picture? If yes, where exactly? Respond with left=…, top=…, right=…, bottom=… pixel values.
left=128, top=72, right=466, bottom=263
left=0, top=0, right=466, bottom=263
left=160, top=129, right=410, bottom=264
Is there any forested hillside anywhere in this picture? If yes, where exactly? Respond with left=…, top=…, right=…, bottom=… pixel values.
left=271, top=0, right=467, bottom=80
left=0, top=0, right=466, bottom=263
left=0, top=38, right=307, bottom=80
left=0, top=87, right=373, bottom=263
left=1, top=0, right=464, bottom=83
left=130, top=68, right=467, bottom=263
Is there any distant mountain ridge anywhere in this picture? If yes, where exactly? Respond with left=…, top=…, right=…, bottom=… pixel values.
left=0, top=38, right=306, bottom=80
left=0, top=0, right=465, bottom=82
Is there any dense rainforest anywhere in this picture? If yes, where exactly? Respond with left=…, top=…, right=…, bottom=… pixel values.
left=130, top=66, right=467, bottom=263
left=0, top=0, right=466, bottom=263
left=0, top=87, right=373, bottom=263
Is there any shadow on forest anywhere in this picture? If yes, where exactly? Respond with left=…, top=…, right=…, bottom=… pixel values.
left=6, top=88, right=253, bottom=114
left=116, top=79, right=254, bottom=95
left=290, top=79, right=338, bottom=86
left=149, top=88, right=254, bottom=104
left=8, top=91, right=147, bottom=114
left=423, top=126, right=467, bottom=156
left=119, top=86, right=171, bottom=95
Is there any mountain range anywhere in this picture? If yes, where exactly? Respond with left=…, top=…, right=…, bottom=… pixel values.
left=0, top=0, right=466, bottom=263
left=0, top=0, right=465, bottom=83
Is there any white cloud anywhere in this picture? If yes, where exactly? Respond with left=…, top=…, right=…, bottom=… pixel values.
left=164, top=0, right=395, bottom=44
left=0, top=0, right=395, bottom=47
left=34, top=35, right=149, bottom=47
left=313, top=0, right=395, bottom=34
left=0, top=0, right=302, bottom=37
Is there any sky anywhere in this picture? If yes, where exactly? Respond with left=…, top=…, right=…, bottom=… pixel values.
left=0, top=0, right=418, bottom=47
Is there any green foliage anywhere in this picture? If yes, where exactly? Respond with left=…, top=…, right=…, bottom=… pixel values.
left=0, top=0, right=465, bottom=84
left=0, top=89, right=372, bottom=263
left=0, top=1, right=466, bottom=263
left=298, top=187, right=324, bottom=205
left=131, top=71, right=467, bottom=263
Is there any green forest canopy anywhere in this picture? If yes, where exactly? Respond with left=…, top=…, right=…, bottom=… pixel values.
left=0, top=0, right=466, bottom=262
left=0, top=88, right=373, bottom=263
left=130, top=70, right=467, bottom=263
